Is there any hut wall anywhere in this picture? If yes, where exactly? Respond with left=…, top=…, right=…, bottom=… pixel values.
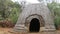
left=13, top=3, right=56, bottom=32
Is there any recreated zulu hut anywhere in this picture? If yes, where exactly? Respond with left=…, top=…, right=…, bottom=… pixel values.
left=13, top=3, right=56, bottom=33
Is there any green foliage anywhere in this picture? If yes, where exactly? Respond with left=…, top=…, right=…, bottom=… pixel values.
left=9, top=7, right=21, bottom=24
left=0, top=0, right=13, bottom=19
left=47, top=2, right=60, bottom=29
left=0, top=0, right=22, bottom=24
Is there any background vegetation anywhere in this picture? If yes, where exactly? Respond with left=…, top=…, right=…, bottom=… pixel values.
left=0, top=0, right=22, bottom=27
left=47, top=2, right=60, bottom=29
left=0, top=0, right=60, bottom=29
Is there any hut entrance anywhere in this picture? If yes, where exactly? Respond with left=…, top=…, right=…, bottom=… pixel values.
left=29, top=18, right=40, bottom=32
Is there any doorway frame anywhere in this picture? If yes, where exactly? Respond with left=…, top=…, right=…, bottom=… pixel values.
left=25, top=14, right=45, bottom=33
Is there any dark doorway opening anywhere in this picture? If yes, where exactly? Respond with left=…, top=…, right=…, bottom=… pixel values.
left=29, top=18, right=40, bottom=32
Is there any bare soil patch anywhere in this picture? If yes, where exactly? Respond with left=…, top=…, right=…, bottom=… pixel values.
left=0, top=27, right=60, bottom=34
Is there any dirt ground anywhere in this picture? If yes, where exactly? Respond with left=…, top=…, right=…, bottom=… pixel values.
left=0, top=28, right=60, bottom=34
left=0, top=28, right=13, bottom=34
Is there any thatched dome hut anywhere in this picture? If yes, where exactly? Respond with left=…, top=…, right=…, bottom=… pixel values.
left=13, top=3, right=56, bottom=33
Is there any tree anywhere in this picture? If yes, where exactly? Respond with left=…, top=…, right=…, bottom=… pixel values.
left=47, top=2, right=60, bottom=29
left=0, top=0, right=13, bottom=19
left=0, top=0, right=22, bottom=24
